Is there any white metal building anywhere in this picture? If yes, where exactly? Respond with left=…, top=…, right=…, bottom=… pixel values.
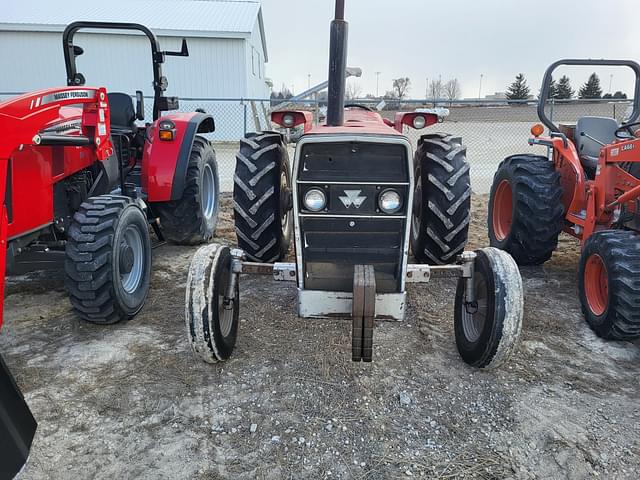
left=0, top=0, right=271, bottom=138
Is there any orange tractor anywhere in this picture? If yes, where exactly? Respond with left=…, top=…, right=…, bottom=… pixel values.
left=489, top=59, right=640, bottom=340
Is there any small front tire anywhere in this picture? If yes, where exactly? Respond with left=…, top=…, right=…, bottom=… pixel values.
left=65, top=195, right=152, bottom=324
left=454, top=247, right=523, bottom=369
left=185, top=244, right=239, bottom=363
left=578, top=231, right=640, bottom=340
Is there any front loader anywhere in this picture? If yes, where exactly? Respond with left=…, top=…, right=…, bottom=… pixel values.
left=185, top=0, right=524, bottom=367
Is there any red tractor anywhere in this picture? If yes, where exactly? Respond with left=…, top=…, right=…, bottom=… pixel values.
left=0, top=22, right=220, bottom=473
left=489, top=59, right=640, bottom=340
left=184, top=0, right=524, bottom=368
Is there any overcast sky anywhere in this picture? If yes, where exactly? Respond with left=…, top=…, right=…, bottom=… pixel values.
left=260, top=0, right=640, bottom=99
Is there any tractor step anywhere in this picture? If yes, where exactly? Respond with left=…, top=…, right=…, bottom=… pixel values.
left=0, top=353, right=37, bottom=479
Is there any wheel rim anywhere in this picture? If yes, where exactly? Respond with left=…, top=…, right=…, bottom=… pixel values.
left=412, top=167, right=422, bottom=240
left=280, top=169, right=292, bottom=235
left=218, top=263, right=235, bottom=337
left=584, top=254, right=609, bottom=316
left=461, top=272, right=489, bottom=343
left=120, top=225, right=144, bottom=294
left=202, top=163, right=216, bottom=221
left=492, top=180, right=513, bottom=241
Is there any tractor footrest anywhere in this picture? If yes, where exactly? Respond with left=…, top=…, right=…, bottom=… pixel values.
left=352, top=265, right=376, bottom=363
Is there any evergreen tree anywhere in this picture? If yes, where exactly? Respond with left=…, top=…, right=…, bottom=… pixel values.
left=555, top=75, right=574, bottom=99
left=579, top=73, right=603, bottom=99
left=538, top=76, right=557, bottom=100
left=506, top=73, right=531, bottom=100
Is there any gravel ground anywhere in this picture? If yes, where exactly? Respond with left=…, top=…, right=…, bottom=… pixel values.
left=2, top=194, right=639, bottom=479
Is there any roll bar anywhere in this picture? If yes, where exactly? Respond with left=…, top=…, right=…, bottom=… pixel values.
left=62, top=21, right=189, bottom=120
left=538, top=59, right=640, bottom=132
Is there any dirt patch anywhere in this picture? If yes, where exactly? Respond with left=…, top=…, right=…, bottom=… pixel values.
left=2, top=194, right=639, bottom=479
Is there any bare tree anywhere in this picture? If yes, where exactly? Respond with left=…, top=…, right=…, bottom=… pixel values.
left=393, top=77, right=411, bottom=100
left=428, top=79, right=443, bottom=106
left=444, top=78, right=461, bottom=106
left=346, top=80, right=363, bottom=100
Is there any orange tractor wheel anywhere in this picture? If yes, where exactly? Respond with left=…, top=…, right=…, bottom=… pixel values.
left=488, top=155, right=564, bottom=265
left=578, top=231, right=640, bottom=339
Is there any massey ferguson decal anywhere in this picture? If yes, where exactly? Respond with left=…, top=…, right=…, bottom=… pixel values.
left=30, top=90, right=96, bottom=109
left=339, top=190, right=367, bottom=209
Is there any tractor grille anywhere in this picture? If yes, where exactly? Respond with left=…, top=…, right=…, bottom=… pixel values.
left=296, top=140, right=410, bottom=293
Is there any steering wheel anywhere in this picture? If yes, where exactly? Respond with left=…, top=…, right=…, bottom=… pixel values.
left=615, top=121, right=640, bottom=138
left=344, top=103, right=374, bottom=112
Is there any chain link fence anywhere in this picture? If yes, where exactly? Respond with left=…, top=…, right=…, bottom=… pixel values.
left=1, top=92, right=633, bottom=194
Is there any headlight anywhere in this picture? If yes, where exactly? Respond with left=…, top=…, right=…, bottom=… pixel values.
left=412, top=115, right=426, bottom=129
left=304, top=188, right=327, bottom=212
left=379, top=189, right=402, bottom=214
left=282, top=113, right=296, bottom=128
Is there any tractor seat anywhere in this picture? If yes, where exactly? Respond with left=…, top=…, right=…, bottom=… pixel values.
left=107, top=92, right=136, bottom=134
left=575, top=116, right=619, bottom=171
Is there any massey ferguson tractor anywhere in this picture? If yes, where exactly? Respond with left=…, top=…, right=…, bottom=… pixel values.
left=489, top=59, right=640, bottom=340
left=185, top=0, right=524, bottom=367
left=1, top=22, right=221, bottom=472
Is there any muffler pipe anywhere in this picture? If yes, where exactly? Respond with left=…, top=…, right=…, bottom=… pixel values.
left=326, top=0, right=348, bottom=127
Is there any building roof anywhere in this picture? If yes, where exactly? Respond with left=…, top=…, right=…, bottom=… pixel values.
left=0, top=0, right=268, bottom=61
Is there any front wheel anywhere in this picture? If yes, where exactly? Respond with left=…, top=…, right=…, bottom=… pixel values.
left=578, top=231, right=640, bottom=340
left=65, top=195, right=152, bottom=324
left=185, top=244, right=239, bottom=363
left=155, top=136, right=220, bottom=245
left=454, top=247, right=523, bottom=369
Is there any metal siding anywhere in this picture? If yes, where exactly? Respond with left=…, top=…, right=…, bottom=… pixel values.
left=0, top=31, right=247, bottom=98
left=1, top=0, right=261, bottom=36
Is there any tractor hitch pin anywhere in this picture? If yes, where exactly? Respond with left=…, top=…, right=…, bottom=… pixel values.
left=225, top=249, right=244, bottom=306
left=460, top=251, right=477, bottom=305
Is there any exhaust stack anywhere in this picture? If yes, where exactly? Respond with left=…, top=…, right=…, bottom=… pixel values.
left=326, top=0, right=349, bottom=127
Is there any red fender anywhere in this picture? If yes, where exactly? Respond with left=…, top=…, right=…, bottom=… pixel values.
left=142, top=112, right=215, bottom=202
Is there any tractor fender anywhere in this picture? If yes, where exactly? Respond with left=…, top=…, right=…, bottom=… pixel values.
left=142, top=112, right=215, bottom=202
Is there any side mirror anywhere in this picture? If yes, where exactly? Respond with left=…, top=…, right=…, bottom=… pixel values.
left=73, top=45, right=84, bottom=56
left=135, top=91, right=145, bottom=121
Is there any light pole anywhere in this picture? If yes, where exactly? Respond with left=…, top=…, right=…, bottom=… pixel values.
left=375, top=72, right=381, bottom=97
left=479, top=74, right=484, bottom=100
left=609, top=74, right=613, bottom=94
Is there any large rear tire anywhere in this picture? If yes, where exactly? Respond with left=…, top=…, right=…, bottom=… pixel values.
left=411, top=133, right=471, bottom=265
left=454, top=248, right=523, bottom=369
left=65, top=195, right=152, bottom=324
left=233, top=132, right=292, bottom=262
left=155, top=136, right=219, bottom=245
left=488, top=155, right=564, bottom=265
left=578, top=231, right=640, bottom=340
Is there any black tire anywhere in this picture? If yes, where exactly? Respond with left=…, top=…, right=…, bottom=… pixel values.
left=65, top=195, right=152, bottom=324
left=578, top=231, right=640, bottom=340
left=488, top=155, right=564, bottom=265
left=411, top=133, right=471, bottom=265
left=155, top=136, right=219, bottom=245
left=185, top=244, right=239, bottom=363
left=233, top=132, right=292, bottom=262
left=455, top=247, right=523, bottom=369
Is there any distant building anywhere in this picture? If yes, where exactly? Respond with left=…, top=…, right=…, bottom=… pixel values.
left=484, top=92, right=508, bottom=101
left=0, top=0, right=271, bottom=138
